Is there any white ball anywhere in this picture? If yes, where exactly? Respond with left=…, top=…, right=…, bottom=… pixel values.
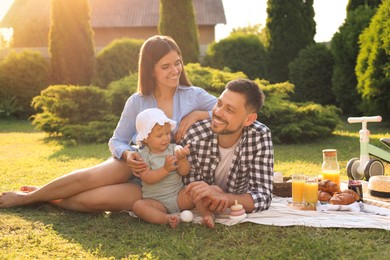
left=174, top=145, right=183, bottom=152
left=180, top=210, right=193, bottom=222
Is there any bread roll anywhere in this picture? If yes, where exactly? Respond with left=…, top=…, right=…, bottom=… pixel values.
left=318, top=191, right=332, bottom=202
left=329, top=190, right=359, bottom=205
left=318, top=180, right=339, bottom=193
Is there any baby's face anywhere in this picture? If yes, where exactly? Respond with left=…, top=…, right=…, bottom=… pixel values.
left=144, top=123, right=172, bottom=153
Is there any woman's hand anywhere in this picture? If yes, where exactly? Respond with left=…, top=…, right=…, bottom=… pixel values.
left=123, top=151, right=148, bottom=177
left=175, top=111, right=210, bottom=142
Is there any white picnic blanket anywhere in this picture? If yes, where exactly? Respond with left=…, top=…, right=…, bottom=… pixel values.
left=127, top=196, right=390, bottom=230
left=211, top=197, right=390, bottom=230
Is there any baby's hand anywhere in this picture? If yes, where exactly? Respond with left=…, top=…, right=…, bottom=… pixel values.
left=174, top=144, right=190, bottom=160
left=164, top=155, right=178, bottom=173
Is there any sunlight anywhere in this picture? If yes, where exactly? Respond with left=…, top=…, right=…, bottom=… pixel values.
left=0, top=27, right=13, bottom=42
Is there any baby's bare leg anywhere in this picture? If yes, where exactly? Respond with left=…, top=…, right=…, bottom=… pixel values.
left=133, top=199, right=180, bottom=228
left=177, top=188, right=214, bottom=228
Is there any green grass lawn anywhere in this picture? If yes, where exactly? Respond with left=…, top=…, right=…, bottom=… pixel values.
left=1, top=119, right=389, bottom=259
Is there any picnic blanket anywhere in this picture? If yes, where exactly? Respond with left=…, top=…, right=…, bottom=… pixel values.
left=210, top=196, right=390, bottom=230
left=127, top=196, right=390, bottom=230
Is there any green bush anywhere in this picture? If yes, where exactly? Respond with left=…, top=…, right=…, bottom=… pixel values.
left=31, top=65, right=340, bottom=145
left=106, top=73, right=138, bottom=116
left=0, top=50, right=49, bottom=118
left=185, top=63, right=247, bottom=96
left=92, top=38, right=143, bottom=88
left=288, top=43, right=335, bottom=105
left=61, top=115, right=119, bottom=144
left=257, top=80, right=341, bottom=144
left=202, top=34, right=267, bottom=80
left=32, top=85, right=109, bottom=136
left=0, top=94, right=22, bottom=119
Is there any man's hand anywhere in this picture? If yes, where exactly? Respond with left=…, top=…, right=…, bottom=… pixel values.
left=186, top=181, right=229, bottom=212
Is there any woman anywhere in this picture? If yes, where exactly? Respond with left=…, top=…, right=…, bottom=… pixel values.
left=0, top=35, right=217, bottom=212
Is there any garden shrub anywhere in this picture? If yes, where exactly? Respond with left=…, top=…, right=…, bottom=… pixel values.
left=257, top=80, right=341, bottom=144
left=0, top=50, right=49, bottom=118
left=92, top=38, right=143, bottom=88
left=32, top=65, right=341, bottom=144
left=106, top=73, right=138, bottom=116
left=61, top=114, right=119, bottom=144
left=32, top=85, right=110, bottom=139
left=202, top=34, right=267, bottom=80
left=185, top=63, right=247, bottom=96
left=288, top=43, right=335, bottom=105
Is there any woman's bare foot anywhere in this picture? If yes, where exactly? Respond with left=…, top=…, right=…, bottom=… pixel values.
left=167, top=215, right=180, bottom=228
left=0, top=191, right=30, bottom=208
left=202, top=214, right=215, bottom=228
left=20, top=186, right=62, bottom=204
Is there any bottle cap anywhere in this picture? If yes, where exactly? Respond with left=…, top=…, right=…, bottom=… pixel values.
left=322, top=149, right=337, bottom=156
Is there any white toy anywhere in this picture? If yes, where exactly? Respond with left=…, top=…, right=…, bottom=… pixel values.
left=174, top=145, right=183, bottom=152
left=346, top=116, right=389, bottom=180
left=180, top=210, right=193, bottom=222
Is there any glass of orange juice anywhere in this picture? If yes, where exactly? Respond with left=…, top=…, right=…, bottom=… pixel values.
left=304, top=175, right=318, bottom=208
left=292, top=174, right=305, bottom=205
left=322, top=170, right=340, bottom=189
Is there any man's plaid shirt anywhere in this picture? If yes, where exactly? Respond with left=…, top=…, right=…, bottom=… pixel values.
left=182, top=118, right=274, bottom=212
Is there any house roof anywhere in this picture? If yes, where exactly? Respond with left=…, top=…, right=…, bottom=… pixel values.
left=0, top=0, right=226, bottom=28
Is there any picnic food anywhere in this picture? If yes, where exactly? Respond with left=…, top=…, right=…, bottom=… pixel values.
left=368, top=176, right=390, bottom=198
left=229, top=200, right=247, bottom=220
left=318, top=180, right=339, bottom=193
left=318, top=190, right=332, bottom=202
left=330, top=189, right=360, bottom=205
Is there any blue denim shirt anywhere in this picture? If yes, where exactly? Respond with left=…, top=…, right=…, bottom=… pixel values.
left=108, top=86, right=216, bottom=159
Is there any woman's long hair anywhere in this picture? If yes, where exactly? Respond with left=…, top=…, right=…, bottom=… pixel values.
left=137, top=35, right=192, bottom=95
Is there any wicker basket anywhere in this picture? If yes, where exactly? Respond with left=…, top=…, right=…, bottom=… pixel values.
left=273, top=176, right=292, bottom=197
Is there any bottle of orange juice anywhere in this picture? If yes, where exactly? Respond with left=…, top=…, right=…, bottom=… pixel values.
left=321, top=149, right=340, bottom=189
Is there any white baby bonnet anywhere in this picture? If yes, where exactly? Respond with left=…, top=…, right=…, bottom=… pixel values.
left=135, top=108, right=177, bottom=146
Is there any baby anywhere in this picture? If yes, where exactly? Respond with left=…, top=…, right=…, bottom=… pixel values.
left=132, top=108, right=214, bottom=228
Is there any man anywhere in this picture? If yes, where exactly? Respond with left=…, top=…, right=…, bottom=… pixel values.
left=183, top=78, right=274, bottom=213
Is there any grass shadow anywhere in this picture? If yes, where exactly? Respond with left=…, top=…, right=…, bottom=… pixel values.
left=46, top=142, right=111, bottom=161
left=0, top=119, right=38, bottom=133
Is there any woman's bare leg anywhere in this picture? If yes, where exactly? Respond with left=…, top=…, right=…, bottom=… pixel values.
left=54, top=182, right=142, bottom=212
left=0, top=158, right=131, bottom=209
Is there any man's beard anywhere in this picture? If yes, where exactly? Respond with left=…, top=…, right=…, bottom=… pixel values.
left=211, top=115, right=243, bottom=135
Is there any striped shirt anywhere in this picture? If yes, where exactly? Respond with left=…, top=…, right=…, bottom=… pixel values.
left=182, top=119, right=274, bottom=212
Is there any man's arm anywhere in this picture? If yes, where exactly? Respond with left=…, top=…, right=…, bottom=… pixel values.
left=246, top=125, right=274, bottom=212
left=185, top=182, right=254, bottom=212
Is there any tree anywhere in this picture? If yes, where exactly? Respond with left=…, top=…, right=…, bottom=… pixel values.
left=0, top=50, right=49, bottom=118
left=346, top=0, right=382, bottom=11
left=203, top=34, right=267, bottom=80
left=49, top=0, right=95, bottom=85
left=265, top=0, right=315, bottom=83
left=355, top=0, right=390, bottom=117
left=289, top=43, right=334, bottom=105
left=330, top=5, right=376, bottom=114
left=159, top=0, right=199, bottom=63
